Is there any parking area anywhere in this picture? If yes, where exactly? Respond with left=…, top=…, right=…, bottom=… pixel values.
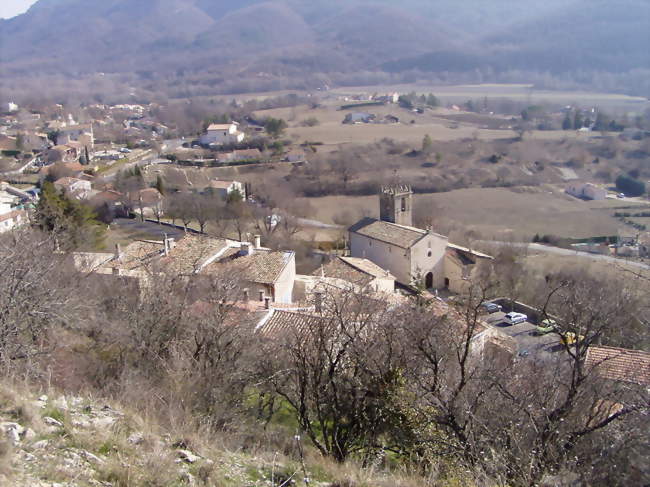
left=483, top=311, right=565, bottom=361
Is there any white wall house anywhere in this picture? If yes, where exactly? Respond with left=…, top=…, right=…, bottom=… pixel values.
left=53, top=177, right=92, bottom=200
left=208, top=179, right=246, bottom=200
left=200, top=122, right=245, bottom=146
left=56, top=123, right=94, bottom=150
left=566, top=182, right=607, bottom=200
left=0, top=189, right=26, bottom=233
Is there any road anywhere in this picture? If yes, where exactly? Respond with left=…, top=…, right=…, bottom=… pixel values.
left=484, top=241, right=650, bottom=271
left=297, top=218, right=343, bottom=230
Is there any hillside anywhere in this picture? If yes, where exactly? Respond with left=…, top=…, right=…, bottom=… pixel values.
left=0, top=0, right=648, bottom=95
left=0, top=382, right=430, bottom=486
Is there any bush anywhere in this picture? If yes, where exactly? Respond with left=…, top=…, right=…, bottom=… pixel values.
left=615, top=175, right=646, bottom=196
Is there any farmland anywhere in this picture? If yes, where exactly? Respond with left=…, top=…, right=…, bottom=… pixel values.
left=297, top=186, right=650, bottom=241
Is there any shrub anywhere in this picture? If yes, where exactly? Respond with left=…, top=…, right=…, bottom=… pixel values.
left=615, top=175, right=646, bottom=196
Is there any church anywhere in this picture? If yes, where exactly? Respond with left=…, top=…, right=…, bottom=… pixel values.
left=348, top=185, right=492, bottom=292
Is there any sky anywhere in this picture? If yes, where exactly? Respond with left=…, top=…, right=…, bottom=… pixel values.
left=0, top=0, right=37, bottom=19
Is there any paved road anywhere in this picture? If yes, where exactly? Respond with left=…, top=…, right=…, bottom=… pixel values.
left=484, top=241, right=650, bottom=271
left=297, top=218, right=344, bottom=230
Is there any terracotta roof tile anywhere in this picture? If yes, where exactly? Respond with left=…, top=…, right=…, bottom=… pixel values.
left=204, top=248, right=294, bottom=284
left=585, top=346, right=650, bottom=386
left=257, top=309, right=325, bottom=337
left=314, top=256, right=394, bottom=285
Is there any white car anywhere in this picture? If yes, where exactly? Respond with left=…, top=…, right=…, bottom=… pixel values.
left=503, top=312, right=528, bottom=325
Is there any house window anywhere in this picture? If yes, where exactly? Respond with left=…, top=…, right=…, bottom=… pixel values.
left=428, top=250, right=432, bottom=257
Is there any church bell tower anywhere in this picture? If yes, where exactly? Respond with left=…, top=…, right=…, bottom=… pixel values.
left=379, top=185, right=413, bottom=227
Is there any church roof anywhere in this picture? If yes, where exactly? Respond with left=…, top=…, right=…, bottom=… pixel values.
left=348, top=217, right=431, bottom=249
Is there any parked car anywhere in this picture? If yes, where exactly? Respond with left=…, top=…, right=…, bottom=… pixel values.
left=536, top=319, right=558, bottom=335
left=617, top=193, right=625, bottom=199
left=119, top=147, right=132, bottom=153
left=560, top=332, right=584, bottom=346
left=503, top=312, right=528, bottom=325
left=480, top=302, right=502, bottom=314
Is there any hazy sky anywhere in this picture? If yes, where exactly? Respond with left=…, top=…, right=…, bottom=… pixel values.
left=0, top=0, right=37, bottom=19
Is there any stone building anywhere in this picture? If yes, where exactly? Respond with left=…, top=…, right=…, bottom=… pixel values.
left=349, top=185, right=492, bottom=292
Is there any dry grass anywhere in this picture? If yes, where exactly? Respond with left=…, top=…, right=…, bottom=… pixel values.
left=298, top=186, right=643, bottom=240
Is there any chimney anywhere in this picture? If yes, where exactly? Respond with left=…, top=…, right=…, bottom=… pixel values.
left=264, top=297, right=270, bottom=310
left=254, top=235, right=261, bottom=249
left=240, top=242, right=252, bottom=256
left=168, top=237, right=176, bottom=250
left=115, top=243, right=123, bottom=261
left=314, top=291, right=323, bottom=314
left=259, top=291, right=265, bottom=302
left=243, top=288, right=249, bottom=302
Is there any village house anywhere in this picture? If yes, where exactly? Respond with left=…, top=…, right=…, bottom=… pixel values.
left=305, top=256, right=396, bottom=295
left=565, top=182, right=607, bottom=201
left=284, top=148, right=307, bottom=163
left=343, top=112, right=376, bottom=124
left=200, top=122, right=245, bottom=146
left=56, top=123, right=94, bottom=150
left=77, top=233, right=296, bottom=304
left=46, top=144, right=82, bottom=164
left=53, top=177, right=92, bottom=199
left=348, top=185, right=492, bottom=292
left=202, top=237, right=296, bottom=304
left=207, top=179, right=246, bottom=200
left=0, top=184, right=27, bottom=233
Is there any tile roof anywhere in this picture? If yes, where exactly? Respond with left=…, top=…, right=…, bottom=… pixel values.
left=105, top=235, right=229, bottom=274
left=205, top=248, right=294, bottom=284
left=257, top=309, right=325, bottom=337
left=106, top=240, right=164, bottom=271
left=340, top=256, right=395, bottom=279
left=209, top=180, right=236, bottom=189
left=349, top=218, right=429, bottom=249
left=585, top=346, right=650, bottom=386
left=447, top=243, right=493, bottom=260
left=159, top=235, right=230, bottom=275
left=207, top=123, right=237, bottom=131
left=314, top=256, right=394, bottom=285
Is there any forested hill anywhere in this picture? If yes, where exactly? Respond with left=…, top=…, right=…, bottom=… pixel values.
left=1, top=0, right=648, bottom=94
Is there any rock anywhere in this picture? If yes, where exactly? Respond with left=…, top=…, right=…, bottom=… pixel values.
left=176, top=449, right=201, bottom=464
left=32, top=439, right=50, bottom=450
left=43, top=416, right=64, bottom=428
left=127, top=432, right=144, bottom=445
left=38, top=395, right=48, bottom=402
left=23, top=427, right=36, bottom=441
left=180, top=471, right=196, bottom=485
left=71, top=419, right=91, bottom=429
left=52, top=396, right=68, bottom=410
left=79, top=450, right=104, bottom=464
left=1, top=422, right=25, bottom=444
left=92, top=416, right=116, bottom=429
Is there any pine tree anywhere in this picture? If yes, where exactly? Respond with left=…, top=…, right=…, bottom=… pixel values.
left=422, top=134, right=433, bottom=155
left=35, top=182, right=105, bottom=249
left=155, top=174, right=165, bottom=195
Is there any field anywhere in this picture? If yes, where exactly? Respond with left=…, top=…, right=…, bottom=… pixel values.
left=328, top=83, right=650, bottom=113
left=254, top=92, right=635, bottom=152
left=298, top=187, right=650, bottom=241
